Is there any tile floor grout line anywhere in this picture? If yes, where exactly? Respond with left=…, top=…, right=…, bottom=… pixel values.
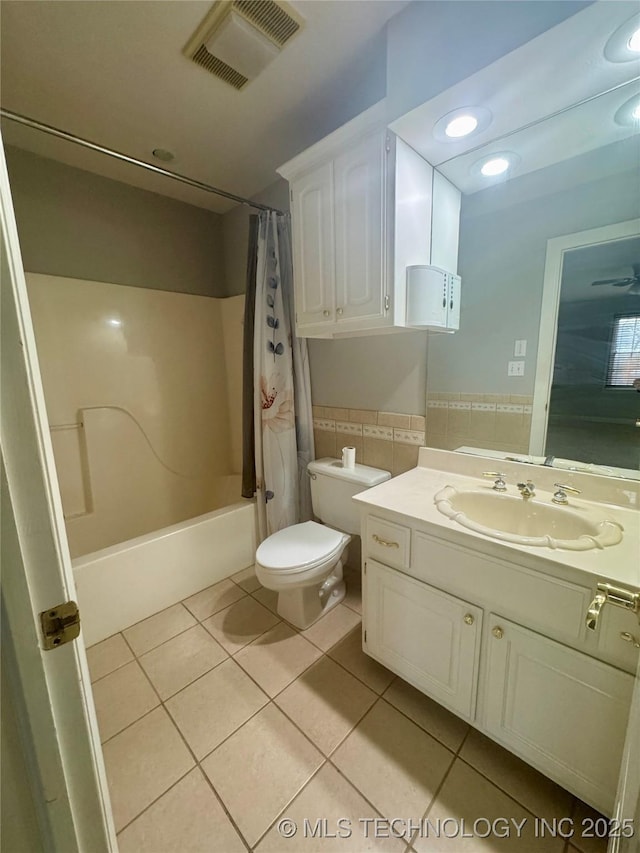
left=406, top=746, right=458, bottom=850
left=113, top=764, right=196, bottom=838
left=377, top=689, right=472, bottom=756
left=196, top=763, right=254, bottom=853
left=137, top=620, right=228, bottom=664
left=249, top=757, right=330, bottom=851
left=454, top=750, right=576, bottom=824
left=123, top=620, right=197, bottom=659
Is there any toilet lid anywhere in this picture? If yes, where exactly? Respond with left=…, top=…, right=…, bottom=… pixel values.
left=256, top=521, right=347, bottom=573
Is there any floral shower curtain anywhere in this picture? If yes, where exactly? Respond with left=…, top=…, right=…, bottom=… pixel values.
left=252, top=210, right=314, bottom=541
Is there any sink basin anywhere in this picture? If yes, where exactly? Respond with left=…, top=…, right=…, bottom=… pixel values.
left=434, top=486, right=623, bottom=550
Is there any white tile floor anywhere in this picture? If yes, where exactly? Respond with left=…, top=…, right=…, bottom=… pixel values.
left=87, top=566, right=610, bottom=853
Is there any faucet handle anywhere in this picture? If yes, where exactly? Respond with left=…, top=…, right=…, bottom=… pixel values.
left=552, top=483, right=581, bottom=504
left=482, top=472, right=507, bottom=491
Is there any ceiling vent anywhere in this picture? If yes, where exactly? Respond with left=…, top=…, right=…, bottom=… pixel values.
left=184, top=1, right=304, bottom=90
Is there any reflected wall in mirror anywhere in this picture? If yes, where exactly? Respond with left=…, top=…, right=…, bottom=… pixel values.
left=389, top=3, right=640, bottom=477
left=532, top=223, right=640, bottom=473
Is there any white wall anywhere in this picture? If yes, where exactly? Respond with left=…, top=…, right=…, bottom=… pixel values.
left=5, top=146, right=226, bottom=297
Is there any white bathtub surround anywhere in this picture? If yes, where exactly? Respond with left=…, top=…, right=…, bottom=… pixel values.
left=74, top=501, right=257, bottom=646
left=26, top=273, right=240, bottom=557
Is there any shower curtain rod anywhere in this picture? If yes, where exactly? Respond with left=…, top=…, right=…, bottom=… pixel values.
left=0, top=108, right=285, bottom=214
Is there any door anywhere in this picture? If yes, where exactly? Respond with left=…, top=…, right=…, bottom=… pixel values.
left=334, top=131, right=387, bottom=326
left=0, top=137, right=116, bottom=850
left=482, top=614, right=634, bottom=818
left=290, top=161, right=335, bottom=333
left=364, top=559, right=482, bottom=719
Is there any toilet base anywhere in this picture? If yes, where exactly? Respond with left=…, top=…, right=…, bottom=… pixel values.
left=276, top=558, right=346, bottom=629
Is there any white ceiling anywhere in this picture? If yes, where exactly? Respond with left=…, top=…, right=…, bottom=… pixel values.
left=0, top=0, right=406, bottom=213
left=389, top=2, right=640, bottom=194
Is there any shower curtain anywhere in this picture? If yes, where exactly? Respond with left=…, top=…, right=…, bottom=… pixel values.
left=245, top=210, right=314, bottom=541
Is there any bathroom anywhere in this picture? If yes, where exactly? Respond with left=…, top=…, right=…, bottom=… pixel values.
left=1, top=1, right=639, bottom=851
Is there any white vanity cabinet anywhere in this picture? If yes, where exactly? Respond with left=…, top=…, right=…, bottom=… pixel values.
left=483, top=614, right=633, bottom=815
left=364, top=559, right=482, bottom=719
left=360, top=512, right=637, bottom=816
left=278, top=103, right=461, bottom=338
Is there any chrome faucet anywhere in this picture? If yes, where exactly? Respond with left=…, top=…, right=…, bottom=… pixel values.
left=482, top=472, right=507, bottom=491
left=517, top=481, right=536, bottom=499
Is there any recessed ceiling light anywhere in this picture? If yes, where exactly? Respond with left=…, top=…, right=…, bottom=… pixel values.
left=107, top=318, right=122, bottom=327
left=614, top=94, right=640, bottom=127
left=152, top=148, right=175, bottom=162
left=445, top=115, right=479, bottom=138
left=470, top=151, right=520, bottom=180
left=480, top=157, right=510, bottom=176
left=604, top=13, right=640, bottom=62
left=433, top=107, right=492, bottom=143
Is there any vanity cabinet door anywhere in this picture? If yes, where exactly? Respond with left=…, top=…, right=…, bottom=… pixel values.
left=290, top=161, right=335, bottom=334
left=364, top=559, right=482, bottom=720
left=482, top=614, right=634, bottom=817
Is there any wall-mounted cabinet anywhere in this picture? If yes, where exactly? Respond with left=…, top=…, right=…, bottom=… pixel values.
left=277, top=102, right=461, bottom=338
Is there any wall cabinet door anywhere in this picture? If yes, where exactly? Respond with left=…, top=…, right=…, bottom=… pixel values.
left=290, top=162, right=335, bottom=332
left=333, top=132, right=387, bottom=326
left=364, top=559, right=482, bottom=719
left=483, top=614, right=634, bottom=816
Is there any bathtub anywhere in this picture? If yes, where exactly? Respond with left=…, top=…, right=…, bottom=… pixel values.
left=73, top=500, right=257, bottom=646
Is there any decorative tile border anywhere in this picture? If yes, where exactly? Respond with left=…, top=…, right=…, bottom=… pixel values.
left=427, top=400, right=448, bottom=409
left=496, top=404, right=524, bottom=414
left=335, top=421, right=363, bottom=436
left=313, top=418, right=335, bottom=432
left=393, top=429, right=426, bottom=446
left=363, top=425, right=394, bottom=440
left=471, top=402, right=496, bottom=412
left=448, top=401, right=471, bottom=411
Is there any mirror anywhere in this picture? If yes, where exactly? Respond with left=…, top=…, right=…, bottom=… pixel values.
left=388, top=3, right=640, bottom=478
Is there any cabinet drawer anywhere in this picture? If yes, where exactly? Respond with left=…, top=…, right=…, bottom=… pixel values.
left=365, top=515, right=410, bottom=569
left=413, top=532, right=591, bottom=644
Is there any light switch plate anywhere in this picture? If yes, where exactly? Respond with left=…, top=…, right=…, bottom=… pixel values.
left=508, top=361, right=525, bottom=376
left=514, top=339, right=527, bottom=357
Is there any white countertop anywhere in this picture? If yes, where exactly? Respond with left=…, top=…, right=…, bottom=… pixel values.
left=353, top=449, right=640, bottom=590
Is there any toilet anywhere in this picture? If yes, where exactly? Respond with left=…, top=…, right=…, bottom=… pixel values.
left=255, top=457, right=390, bottom=629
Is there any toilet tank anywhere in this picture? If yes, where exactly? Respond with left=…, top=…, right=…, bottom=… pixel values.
left=307, top=458, right=391, bottom=535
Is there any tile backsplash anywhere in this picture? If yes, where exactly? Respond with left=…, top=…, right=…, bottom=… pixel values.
left=312, top=407, right=425, bottom=476
left=313, top=394, right=532, bottom=477
left=425, top=392, right=533, bottom=455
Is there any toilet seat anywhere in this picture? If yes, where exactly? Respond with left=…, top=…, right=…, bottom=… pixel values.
left=256, top=520, right=348, bottom=575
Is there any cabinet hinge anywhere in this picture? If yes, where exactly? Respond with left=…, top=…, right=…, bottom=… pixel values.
left=40, top=600, right=81, bottom=650
left=384, top=294, right=390, bottom=312
left=364, top=561, right=367, bottom=575
left=385, top=135, right=391, bottom=153
left=290, top=189, right=293, bottom=202
left=364, top=630, right=367, bottom=643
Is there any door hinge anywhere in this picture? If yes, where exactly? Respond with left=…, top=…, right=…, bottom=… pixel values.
left=364, top=561, right=367, bottom=575
left=363, top=630, right=367, bottom=643
left=40, top=600, right=81, bottom=650
left=290, top=189, right=293, bottom=202
left=384, top=294, right=390, bottom=312
left=385, top=135, right=391, bottom=153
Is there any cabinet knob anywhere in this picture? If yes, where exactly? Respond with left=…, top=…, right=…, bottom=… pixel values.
left=492, top=626, right=504, bottom=640
left=322, top=310, right=331, bottom=318
left=620, top=631, right=640, bottom=648
left=464, top=613, right=474, bottom=626
left=336, top=307, right=343, bottom=315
